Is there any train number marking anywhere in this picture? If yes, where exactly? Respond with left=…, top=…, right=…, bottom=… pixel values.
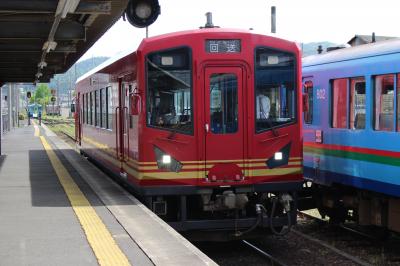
left=316, top=88, right=326, bottom=100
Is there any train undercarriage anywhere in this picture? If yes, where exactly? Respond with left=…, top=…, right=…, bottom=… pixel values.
left=299, top=182, right=400, bottom=234
left=143, top=188, right=298, bottom=241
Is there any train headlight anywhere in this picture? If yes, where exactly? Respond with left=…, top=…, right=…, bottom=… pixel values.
left=154, top=146, right=182, bottom=172
left=162, top=155, right=171, bottom=164
left=266, top=143, right=291, bottom=169
left=274, top=152, right=283, bottom=160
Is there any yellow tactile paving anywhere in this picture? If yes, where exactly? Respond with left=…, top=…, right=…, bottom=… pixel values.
left=32, top=120, right=40, bottom=137
left=38, top=134, right=131, bottom=266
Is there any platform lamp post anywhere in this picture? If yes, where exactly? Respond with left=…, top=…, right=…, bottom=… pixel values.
left=26, top=91, right=31, bottom=126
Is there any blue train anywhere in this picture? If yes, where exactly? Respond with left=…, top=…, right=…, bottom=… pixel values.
left=28, top=103, right=42, bottom=118
left=302, top=39, right=400, bottom=233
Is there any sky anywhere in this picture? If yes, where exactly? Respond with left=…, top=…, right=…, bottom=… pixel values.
left=79, top=0, right=399, bottom=61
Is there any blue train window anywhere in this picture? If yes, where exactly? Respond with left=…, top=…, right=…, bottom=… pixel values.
left=374, top=74, right=394, bottom=131
left=350, top=78, right=365, bottom=129
left=397, top=74, right=400, bottom=132
left=303, top=81, right=313, bottom=124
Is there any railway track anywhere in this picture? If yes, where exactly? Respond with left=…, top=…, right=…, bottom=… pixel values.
left=298, top=211, right=381, bottom=241
left=291, top=229, right=373, bottom=266
left=61, top=130, right=75, bottom=142
left=242, top=240, right=288, bottom=266
left=297, top=211, right=400, bottom=265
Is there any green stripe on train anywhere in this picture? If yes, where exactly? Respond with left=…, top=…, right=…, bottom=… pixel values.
left=304, top=146, right=400, bottom=167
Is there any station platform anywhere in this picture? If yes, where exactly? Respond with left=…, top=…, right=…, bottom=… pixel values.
left=0, top=122, right=216, bottom=266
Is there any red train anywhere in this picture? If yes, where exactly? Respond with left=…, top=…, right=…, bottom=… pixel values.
left=75, top=28, right=303, bottom=239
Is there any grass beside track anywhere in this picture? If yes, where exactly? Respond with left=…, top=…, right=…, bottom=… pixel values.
left=42, top=115, right=75, bottom=139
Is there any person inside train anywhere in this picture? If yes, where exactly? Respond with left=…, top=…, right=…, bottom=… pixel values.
left=256, top=92, right=271, bottom=120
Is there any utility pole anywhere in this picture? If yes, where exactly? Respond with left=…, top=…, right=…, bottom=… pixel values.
left=56, top=76, right=61, bottom=116
left=68, top=70, right=71, bottom=118
left=0, top=85, right=3, bottom=155
left=271, top=6, right=276, bottom=33
left=8, top=84, right=11, bottom=131
left=16, top=86, right=20, bottom=127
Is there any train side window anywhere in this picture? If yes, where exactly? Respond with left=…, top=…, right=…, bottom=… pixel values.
left=107, top=86, right=113, bottom=130
left=350, top=78, right=366, bottom=129
left=397, top=74, right=400, bottom=131
left=96, top=90, right=101, bottom=127
left=101, top=88, right=106, bottom=128
left=94, top=90, right=97, bottom=126
left=374, top=74, right=394, bottom=131
left=303, top=81, right=313, bottom=124
left=89, top=91, right=93, bottom=125
left=82, top=94, right=85, bottom=124
left=332, top=78, right=348, bottom=128
left=97, top=89, right=103, bottom=127
left=85, top=93, right=89, bottom=124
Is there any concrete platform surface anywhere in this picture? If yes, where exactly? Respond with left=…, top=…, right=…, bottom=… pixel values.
left=0, top=124, right=216, bottom=266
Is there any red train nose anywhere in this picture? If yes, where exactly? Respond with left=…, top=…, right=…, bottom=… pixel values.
left=207, top=163, right=244, bottom=182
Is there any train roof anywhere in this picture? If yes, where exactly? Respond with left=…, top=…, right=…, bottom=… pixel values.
left=76, top=28, right=299, bottom=84
left=303, top=38, right=400, bottom=67
left=76, top=48, right=137, bottom=84
left=138, top=28, right=297, bottom=48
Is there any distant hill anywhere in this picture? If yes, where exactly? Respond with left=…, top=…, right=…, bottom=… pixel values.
left=301, top=41, right=339, bottom=57
left=48, top=56, right=109, bottom=99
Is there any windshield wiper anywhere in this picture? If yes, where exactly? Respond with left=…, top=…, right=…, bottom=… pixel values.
left=265, top=119, right=279, bottom=137
left=147, top=59, right=190, bottom=88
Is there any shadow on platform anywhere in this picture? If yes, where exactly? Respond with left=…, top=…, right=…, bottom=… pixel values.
left=28, top=148, right=135, bottom=207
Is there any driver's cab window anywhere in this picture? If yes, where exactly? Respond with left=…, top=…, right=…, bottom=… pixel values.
left=146, top=47, right=193, bottom=134
left=255, top=47, right=296, bottom=133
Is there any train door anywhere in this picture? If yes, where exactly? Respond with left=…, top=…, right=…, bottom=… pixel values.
left=115, top=79, right=124, bottom=168
left=121, top=83, right=130, bottom=163
left=204, top=66, right=245, bottom=181
left=117, top=81, right=131, bottom=175
left=76, top=92, right=82, bottom=145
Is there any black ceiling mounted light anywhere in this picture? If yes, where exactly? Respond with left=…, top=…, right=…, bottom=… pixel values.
left=125, top=0, right=161, bottom=28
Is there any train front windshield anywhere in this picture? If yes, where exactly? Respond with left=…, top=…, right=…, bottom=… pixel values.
left=146, top=47, right=193, bottom=134
left=255, top=47, right=296, bottom=132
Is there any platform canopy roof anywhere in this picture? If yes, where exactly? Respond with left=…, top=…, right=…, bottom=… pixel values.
left=0, top=0, right=129, bottom=86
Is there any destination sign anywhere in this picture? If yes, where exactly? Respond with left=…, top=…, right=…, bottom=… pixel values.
left=206, top=39, right=241, bottom=53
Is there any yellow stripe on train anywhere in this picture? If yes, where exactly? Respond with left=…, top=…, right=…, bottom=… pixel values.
left=81, top=136, right=303, bottom=177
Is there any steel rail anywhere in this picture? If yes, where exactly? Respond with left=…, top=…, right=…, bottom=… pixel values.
left=291, top=228, right=373, bottom=266
left=61, top=130, right=75, bottom=141
left=242, top=240, right=288, bottom=266
left=298, top=211, right=378, bottom=241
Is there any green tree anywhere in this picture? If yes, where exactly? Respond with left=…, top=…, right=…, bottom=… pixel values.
left=33, top=83, right=51, bottom=106
left=29, top=94, right=35, bottom=104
